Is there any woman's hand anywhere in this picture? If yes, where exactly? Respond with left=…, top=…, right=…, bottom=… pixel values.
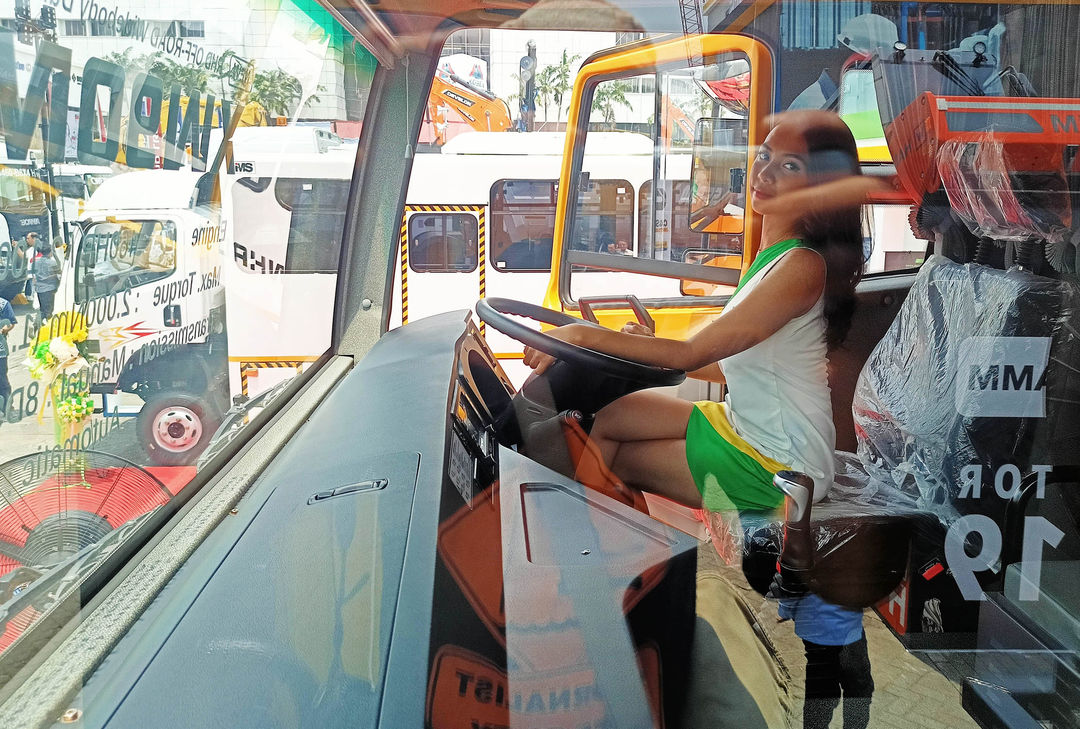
left=620, top=321, right=654, bottom=337
left=690, top=191, right=736, bottom=229
left=522, top=324, right=584, bottom=376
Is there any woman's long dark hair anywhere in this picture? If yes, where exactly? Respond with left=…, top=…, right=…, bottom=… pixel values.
left=797, top=123, right=865, bottom=350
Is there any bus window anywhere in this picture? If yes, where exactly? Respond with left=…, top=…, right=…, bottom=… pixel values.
left=76, top=221, right=177, bottom=301
left=409, top=214, right=479, bottom=272
left=231, top=177, right=352, bottom=275
left=570, top=179, right=634, bottom=256
left=490, top=179, right=556, bottom=272
left=275, top=179, right=351, bottom=274
left=638, top=179, right=741, bottom=264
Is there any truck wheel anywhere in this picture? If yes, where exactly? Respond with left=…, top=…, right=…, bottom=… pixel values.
left=138, top=391, right=220, bottom=466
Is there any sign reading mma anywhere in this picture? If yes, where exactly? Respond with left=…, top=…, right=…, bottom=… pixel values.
left=956, top=336, right=1050, bottom=418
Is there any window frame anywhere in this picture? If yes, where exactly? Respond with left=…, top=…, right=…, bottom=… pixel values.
left=559, top=59, right=756, bottom=308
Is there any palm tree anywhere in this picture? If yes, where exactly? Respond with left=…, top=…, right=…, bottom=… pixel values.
left=102, top=48, right=148, bottom=72
left=592, top=81, right=632, bottom=129
left=532, top=65, right=558, bottom=121
left=250, top=68, right=311, bottom=120
left=140, top=53, right=209, bottom=95
left=550, top=50, right=581, bottom=120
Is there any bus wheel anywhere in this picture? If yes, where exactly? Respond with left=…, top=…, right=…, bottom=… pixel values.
left=138, top=391, right=219, bottom=466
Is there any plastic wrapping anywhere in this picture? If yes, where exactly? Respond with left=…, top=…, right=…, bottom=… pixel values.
left=706, top=452, right=923, bottom=608
left=715, top=255, right=1080, bottom=609
left=854, top=254, right=1080, bottom=524
left=937, top=137, right=1072, bottom=245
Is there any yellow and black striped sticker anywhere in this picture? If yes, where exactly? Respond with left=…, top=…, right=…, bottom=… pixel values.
left=477, top=207, right=486, bottom=336
left=238, top=359, right=309, bottom=397
left=400, top=214, right=409, bottom=324
left=400, top=205, right=486, bottom=332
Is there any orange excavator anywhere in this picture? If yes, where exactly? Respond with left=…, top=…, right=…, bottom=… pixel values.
left=427, top=73, right=514, bottom=145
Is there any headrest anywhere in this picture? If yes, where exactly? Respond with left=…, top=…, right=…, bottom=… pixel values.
left=937, top=137, right=1072, bottom=244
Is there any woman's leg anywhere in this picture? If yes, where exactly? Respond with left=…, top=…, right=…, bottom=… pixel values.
left=589, top=390, right=702, bottom=507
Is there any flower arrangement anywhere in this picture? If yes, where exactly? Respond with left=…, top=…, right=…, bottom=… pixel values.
left=56, top=394, right=95, bottom=424
left=25, top=312, right=97, bottom=443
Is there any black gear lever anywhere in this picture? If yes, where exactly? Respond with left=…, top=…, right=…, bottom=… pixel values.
left=767, top=470, right=815, bottom=598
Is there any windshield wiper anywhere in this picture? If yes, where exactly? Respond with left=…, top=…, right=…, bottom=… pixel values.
left=931, top=51, right=985, bottom=96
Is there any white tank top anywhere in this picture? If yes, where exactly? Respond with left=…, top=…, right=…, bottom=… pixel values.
left=720, top=245, right=836, bottom=501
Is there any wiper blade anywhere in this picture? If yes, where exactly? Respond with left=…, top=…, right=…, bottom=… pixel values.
left=931, top=51, right=984, bottom=96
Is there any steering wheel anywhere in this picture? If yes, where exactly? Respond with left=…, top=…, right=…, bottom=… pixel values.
left=476, top=298, right=685, bottom=388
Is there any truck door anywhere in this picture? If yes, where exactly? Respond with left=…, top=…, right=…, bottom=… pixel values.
left=547, top=34, right=773, bottom=340
left=400, top=205, right=483, bottom=329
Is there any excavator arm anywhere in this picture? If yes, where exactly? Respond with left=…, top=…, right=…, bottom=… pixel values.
left=427, top=73, right=513, bottom=145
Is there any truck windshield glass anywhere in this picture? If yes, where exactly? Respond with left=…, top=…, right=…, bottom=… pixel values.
left=3, top=6, right=1080, bottom=729
left=76, top=220, right=178, bottom=301
left=564, top=54, right=751, bottom=304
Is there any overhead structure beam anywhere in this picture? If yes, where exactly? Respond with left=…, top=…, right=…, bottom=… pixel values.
left=315, top=0, right=405, bottom=68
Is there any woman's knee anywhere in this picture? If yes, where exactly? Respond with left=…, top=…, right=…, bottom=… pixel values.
left=593, top=390, right=693, bottom=442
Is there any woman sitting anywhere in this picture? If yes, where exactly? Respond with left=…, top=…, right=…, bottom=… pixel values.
left=523, top=111, right=882, bottom=513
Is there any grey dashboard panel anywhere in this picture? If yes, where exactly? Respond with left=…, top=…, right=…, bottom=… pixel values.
left=72, top=312, right=472, bottom=729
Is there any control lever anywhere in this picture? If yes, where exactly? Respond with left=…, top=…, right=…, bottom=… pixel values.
left=768, top=470, right=815, bottom=598
left=577, top=294, right=654, bottom=330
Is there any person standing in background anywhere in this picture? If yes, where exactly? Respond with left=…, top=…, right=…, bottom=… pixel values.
left=22, top=232, right=39, bottom=302
left=0, top=295, right=14, bottom=417
left=33, top=238, right=61, bottom=321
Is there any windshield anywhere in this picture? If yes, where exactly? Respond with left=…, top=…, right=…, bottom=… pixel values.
left=0, top=170, right=46, bottom=211
left=52, top=175, right=88, bottom=198
left=0, top=0, right=376, bottom=687
left=1, top=3, right=1079, bottom=729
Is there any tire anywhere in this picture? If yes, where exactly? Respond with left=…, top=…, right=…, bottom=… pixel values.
left=137, top=390, right=220, bottom=466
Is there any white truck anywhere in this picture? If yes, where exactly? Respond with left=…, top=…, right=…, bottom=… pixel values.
left=63, top=169, right=229, bottom=464
left=60, top=127, right=355, bottom=465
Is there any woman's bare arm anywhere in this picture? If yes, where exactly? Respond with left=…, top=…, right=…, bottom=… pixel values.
left=523, top=249, right=826, bottom=374
left=687, top=363, right=726, bottom=383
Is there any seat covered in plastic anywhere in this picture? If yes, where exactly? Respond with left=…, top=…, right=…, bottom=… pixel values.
left=735, top=254, right=1080, bottom=608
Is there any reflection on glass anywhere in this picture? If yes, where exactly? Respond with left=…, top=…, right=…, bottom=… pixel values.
left=688, top=117, right=747, bottom=233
